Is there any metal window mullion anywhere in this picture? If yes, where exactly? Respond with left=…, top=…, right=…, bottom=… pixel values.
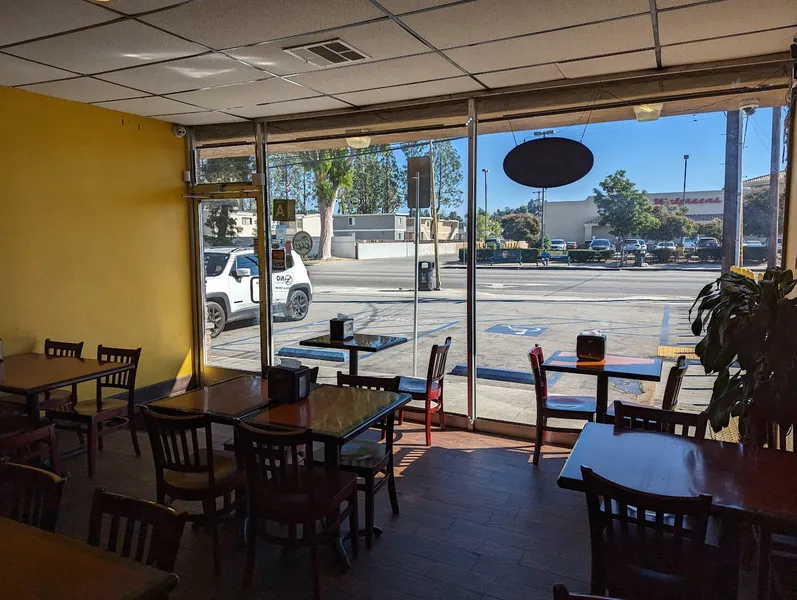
left=466, top=98, right=478, bottom=427
left=255, top=122, right=274, bottom=370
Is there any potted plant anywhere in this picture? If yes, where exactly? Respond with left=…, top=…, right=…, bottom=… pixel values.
left=690, top=267, right=797, bottom=435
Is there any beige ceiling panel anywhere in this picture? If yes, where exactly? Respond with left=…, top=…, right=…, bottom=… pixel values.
left=662, top=29, right=796, bottom=66
left=476, top=64, right=563, bottom=88
left=288, top=53, right=464, bottom=95
left=557, top=50, right=657, bottom=79
left=97, top=0, right=191, bottom=15
left=336, top=76, right=481, bottom=105
left=20, top=77, right=147, bottom=103
left=0, top=53, right=74, bottom=86
left=378, top=0, right=463, bottom=14
left=152, top=111, right=248, bottom=124
left=400, top=0, right=650, bottom=49
left=657, top=0, right=797, bottom=45
left=229, top=97, right=350, bottom=118
left=5, top=21, right=206, bottom=74
left=226, top=20, right=430, bottom=76
left=141, top=0, right=385, bottom=50
left=656, top=0, right=715, bottom=7
left=167, top=77, right=318, bottom=110
left=95, top=96, right=204, bottom=116
left=0, top=0, right=115, bottom=47
left=444, top=15, right=654, bottom=73
left=98, top=53, right=267, bottom=94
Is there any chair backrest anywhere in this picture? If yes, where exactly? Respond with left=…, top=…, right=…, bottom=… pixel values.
left=236, top=421, right=315, bottom=500
left=553, top=583, right=619, bottom=600
left=661, top=355, right=688, bottom=411
left=141, top=407, right=215, bottom=484
left=0, top=461, right=66, bottom=532
left=747, top=404, right=796, bottom=452
left=97, top=345, right=141, bottom=396
left=337, top=372, right=401, bottom=393
left=614, top=402, right=708, bottom=438
left=581, top=466, right=712, bottom=588
left=44, top=338, right=84, bottom=358
left=87, top=487, right=187, bottom=572
left=425, top=337, right=452, bottom=394
left=0, top=416, right=60, bottom=474
left=529, top=345, right=548, bottom=408
left=309, top=366, right=320, bottom=384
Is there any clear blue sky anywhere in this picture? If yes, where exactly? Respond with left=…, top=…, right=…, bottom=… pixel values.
left=446, top=106, right=786, bottom=214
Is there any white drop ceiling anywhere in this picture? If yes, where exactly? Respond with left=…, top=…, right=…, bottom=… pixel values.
left=1, top=0, right=794, bottom=125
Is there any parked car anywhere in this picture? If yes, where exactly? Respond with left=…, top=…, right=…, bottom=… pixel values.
left=485, top=237, right=503, bottom=249
left=697, top=237, right=720, bottom=248
left=204, top=247, right=312, bottom=338
left=622, top=239, right=647, bottom=253
left=566, top=241, right=579, bottom=250
left=549, top=238, right=566, bottom=251
left=589, top=238, right=612, bottom=251
left=583, top=240, right=593, bottom=249
left=654, top=241, right=676, bottom=250
left=743, top=240, right=763, bottom=247
left=778, top=236, right=782, bottom=253
left=682, top=237, right=698, bottom=251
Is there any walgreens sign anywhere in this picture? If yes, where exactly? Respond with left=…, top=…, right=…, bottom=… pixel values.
left=651, top=196, right=721, bottom=206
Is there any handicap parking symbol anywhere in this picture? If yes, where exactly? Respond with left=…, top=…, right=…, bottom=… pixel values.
left=486, top=324, right=547, bottom=337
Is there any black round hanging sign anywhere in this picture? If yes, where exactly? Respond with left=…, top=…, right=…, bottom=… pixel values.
left=503, top=137, right=594, bottom=188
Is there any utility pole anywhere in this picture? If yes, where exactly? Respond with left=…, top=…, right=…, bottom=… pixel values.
left=482, top=168, right=489, bottom=241
left=682, top=154, right=689, bottom=204
left=540, top=188, right=546, bottom=247
left=429, top=141, right=442, bottom=290
left=722, top=110, right=743, bottom=273
left=768, top=107, right=782, bottom=267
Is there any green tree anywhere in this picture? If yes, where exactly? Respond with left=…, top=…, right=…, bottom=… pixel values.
left=593, top=170, right=659, bottom=244
left=501, top=213, right=540, bottom=245
left=198, top=156, right=255, bottom=183
left=347, top=145, right=402, bottom=214
left=477, top=212, right=501, bottom=240
left=527, top=197, right=541, bottom=217
left=204, top=205, right=237, bottom=246
left=305, top=149, right=354, bottom=260
left=698, top=218, right=723, bottom=240
left=743, top=186, right=785, bottom=237
left=543, top=233, right=551, bottom=250
left=645, top=201, right=698, bottom=241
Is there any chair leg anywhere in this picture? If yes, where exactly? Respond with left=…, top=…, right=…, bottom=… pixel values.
left=97, top=422, right=104, bottom=451
left=204, top=498, right=220, bottom=575
left=87, top=420, right=98, bottom=477
left=309, top=528, right=321, bottom=600
left=364, top=480, right=375, bottom=550
left=387, top=466, right=400, bottom=515
left=758, top=527, right=772, bottom=600
left=533, top=416, right=544, bottom=465
left=129, top=415, right=141, bottom=456
left=425, top=410, right=432, bottom=446
left=243, top=516, right=258, bottom=587
left=438, top=406, right=446, bottom=432
left=349, top=490, right=359, bottom=559
left=398, top=410, right=404, bottom=425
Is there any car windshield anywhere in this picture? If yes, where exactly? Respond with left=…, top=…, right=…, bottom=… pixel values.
left=204, top=252, right=229, bottom=277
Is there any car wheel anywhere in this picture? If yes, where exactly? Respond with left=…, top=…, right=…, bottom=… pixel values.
left=206, top=300, right=226, bottom=338
left=287, top=289, right=309, bottom=321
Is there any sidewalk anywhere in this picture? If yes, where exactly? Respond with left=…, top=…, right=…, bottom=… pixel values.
left=444, top=261, right=768, bottom=272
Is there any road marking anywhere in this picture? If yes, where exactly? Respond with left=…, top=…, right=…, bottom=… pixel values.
left=485, top=324, right=546, bottom=337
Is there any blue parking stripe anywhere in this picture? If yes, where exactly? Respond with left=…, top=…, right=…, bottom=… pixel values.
left=659, top=304, right=671, bottom=346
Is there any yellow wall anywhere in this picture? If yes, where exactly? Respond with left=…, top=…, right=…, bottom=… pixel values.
left=0, top=86, right=193, bottom=391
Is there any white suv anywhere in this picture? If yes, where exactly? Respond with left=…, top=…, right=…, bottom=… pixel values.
left=204, top=247, right=312, bottom=338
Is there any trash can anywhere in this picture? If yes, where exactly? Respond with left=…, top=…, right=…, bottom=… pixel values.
left=634, top=250, right=644, bottom=267
left=418, top=261, right=435, bottom=291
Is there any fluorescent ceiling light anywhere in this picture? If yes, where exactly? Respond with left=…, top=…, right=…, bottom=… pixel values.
left=633, top=103, right=663, bottom=122
left=346, top=136, right=371, bottom=149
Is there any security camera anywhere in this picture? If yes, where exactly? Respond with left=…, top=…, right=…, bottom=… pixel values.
left=172, top=124, right=187, bottom=138
left=739, top=99, right=759, bottom=116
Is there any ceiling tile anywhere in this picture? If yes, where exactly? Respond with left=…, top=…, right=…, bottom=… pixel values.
left=656, top=0, right=717, bottom=7
left=557, top=50, right=657, bottom=79
left=287, top=54, right=464, bottom=95
left=226, top=20, right=430, bottom=76
left=94, top=96, right=203, bottom=116
left=378, top=0, right=463, bottom=13
left=152, top=111, right=248, bottom=124
left=167, top=77, right=318, bottom=110
left=141, top=0, right=385, bottom=50
left=0, top=53, right=75, bottom=86
left=20, top=77, right=147, bottom=103
left=444, top=15, right=654, bottom=73
left=97, top=53, right=266, bottom=94
left=96, top=0, right=191, bottom=15
left=0, top=0, right=115, bottom=47
left=5, top=21, right=206, bottom=74
left=400, top=0, right=650, bottom=49
left=657, top=0, right=797, bottom=45
left=476, top=64, right=563, bottom=88
left=229, top=97, right=350, bottom=118
left=335, top=76, right=481, bottom=106
left=661, top=29, right=796, bottom=66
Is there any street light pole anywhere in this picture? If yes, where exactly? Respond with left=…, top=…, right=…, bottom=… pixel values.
left=682, top=154, right=689, bottom=204
left=482, top=168, right=489, bottom=240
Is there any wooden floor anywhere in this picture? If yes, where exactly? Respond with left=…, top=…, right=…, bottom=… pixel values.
left=54, top=423, right=592, bottom=600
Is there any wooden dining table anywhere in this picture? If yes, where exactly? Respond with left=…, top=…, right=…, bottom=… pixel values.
left=299, top=333, right=407, bottom=375
left=0, top=353, right=135, bottom=426
left=542, top=351, right=662, bottom=422
left=0, top=517, right=178, bottom=600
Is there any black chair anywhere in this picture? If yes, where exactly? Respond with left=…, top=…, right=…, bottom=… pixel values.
left=0, top=461, right=66, bottom=532
left=606, top=355, right=689, bottom=419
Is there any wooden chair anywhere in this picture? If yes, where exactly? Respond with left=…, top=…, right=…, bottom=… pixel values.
left=313, top=372, right=401, bottom=549
left=88, top=486, right=187, bottom=572
left=47, top=346, right=142, bottom=477
left=581, top=465, right=714, bottom=600
left=606, top=355, right=688, bottom=420
left=141, top=406, right=245, bottom=573
left=0, top=461, right=66, bottom=532
left=236, top=420, right=359, bottom=600
left=613, top=402, right=708, bottom=439
left=398, top=336, right=451, bottom=446
left=552, top=583, right=620, bottom=599
left=0, top=414, right=61, bottom=474
left=529, top=345, right=597, bottom=464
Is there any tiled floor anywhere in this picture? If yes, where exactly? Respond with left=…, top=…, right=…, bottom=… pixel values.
left=54, top=424, right=591, bottom=600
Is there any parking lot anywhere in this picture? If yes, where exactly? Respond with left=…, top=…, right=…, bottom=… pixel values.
left=209, top=256, right=719, bottom=424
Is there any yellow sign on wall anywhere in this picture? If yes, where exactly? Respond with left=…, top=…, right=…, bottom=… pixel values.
left=272, top=199, right=296, bottom=222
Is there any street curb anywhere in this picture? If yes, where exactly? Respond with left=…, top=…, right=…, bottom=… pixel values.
left=442, top=263, right=731, bottom=272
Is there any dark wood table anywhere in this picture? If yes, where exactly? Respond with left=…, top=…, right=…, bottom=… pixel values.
left=299, top=334, right=407, bottom=375
left=147, top=375, right=270, bottom=425
left=542, top=351, right=662, bottom=422
left=0, top=353, right=135, bottom=426
left=0, top=517, right=178, bottom=599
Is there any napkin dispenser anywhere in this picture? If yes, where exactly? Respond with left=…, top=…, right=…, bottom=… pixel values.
left=576, top=330, right=606, bottom=361
left=268, top=361, right=311, bottom=403
left=330, top=314, right=354, bottom=341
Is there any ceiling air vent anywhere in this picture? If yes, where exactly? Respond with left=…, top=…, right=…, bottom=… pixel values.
left=284, top=39, right=369, bottom=68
